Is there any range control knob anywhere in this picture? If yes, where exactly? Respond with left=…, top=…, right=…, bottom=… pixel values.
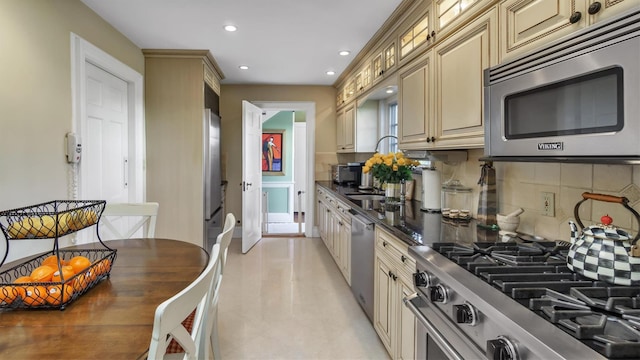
left=413, top=271, right=434, bottom=288
left=454, top=303, right=478, bottom=326
left=487, top=336, right=519, bottom=360
left=428, top=284, right=448, bottom=303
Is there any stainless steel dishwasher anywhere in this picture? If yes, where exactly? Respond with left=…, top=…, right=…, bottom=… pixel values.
left=348, top=208, right=375, bottom=323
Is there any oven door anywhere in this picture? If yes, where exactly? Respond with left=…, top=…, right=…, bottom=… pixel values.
left=404, top=294, right=485, bottom=360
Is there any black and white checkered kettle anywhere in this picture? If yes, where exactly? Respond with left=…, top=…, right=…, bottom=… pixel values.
left=567, top=192, right=640, bottom=286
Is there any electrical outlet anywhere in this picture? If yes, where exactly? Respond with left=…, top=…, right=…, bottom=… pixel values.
left=541, top=192, right=555, bottom=217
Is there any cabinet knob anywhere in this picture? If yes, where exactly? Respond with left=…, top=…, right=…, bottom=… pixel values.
left=392, top=274, right=398, bottom=281
left=426, top=137, right=431, bottom=143
left=383, top=241, right=387, bottom=247
left=430, top=136, right=436, bottom=143
left=588, top=2, right=602, bottom=15
left=569, top=11, right=582, bottom=24
left=431, top=30, right=436, bottom=37
left=401, top=255, right=407, bottom=263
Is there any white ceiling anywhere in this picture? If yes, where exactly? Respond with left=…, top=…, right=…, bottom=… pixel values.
left=81, top=0, right=404, bottom=86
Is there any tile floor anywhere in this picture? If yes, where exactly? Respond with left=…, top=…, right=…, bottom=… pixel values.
left=217, top=236, right=389, bottom=359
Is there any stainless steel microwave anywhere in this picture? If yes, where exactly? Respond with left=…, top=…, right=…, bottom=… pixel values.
left=484, top=8, right=640, bottom=160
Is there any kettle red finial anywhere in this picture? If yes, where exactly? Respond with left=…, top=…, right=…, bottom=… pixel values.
left=601, top=214, right=613, bottom=226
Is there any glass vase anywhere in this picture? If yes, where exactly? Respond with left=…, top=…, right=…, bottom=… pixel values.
left=385, top=180, right=405, bottom=205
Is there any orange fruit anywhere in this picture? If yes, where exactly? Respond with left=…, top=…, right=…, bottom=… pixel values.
left=68, top=256, right=91, bottom=274
left=13, top=276, right=33, bottom=299
left=94, top=259, right=112, bottom=275
left=52, top=266, right=75, bottom=283
left=22, top=285, right=47, bottom=306
left=45, top=284, right=74, bottom=305
left=14, top=276, right=33, bottom=283
left=83, top=267, right=98, bottom=284
left=0, top=286, right=18, bottom=305
left=30, top=265, right=56, bottom=282
left=42, top=255, right=66, bottom=268
left=72, top=272, right=91, bottom=292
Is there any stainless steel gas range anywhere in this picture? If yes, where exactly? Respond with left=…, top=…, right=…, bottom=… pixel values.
left=404, top=230, right=640, bottom=359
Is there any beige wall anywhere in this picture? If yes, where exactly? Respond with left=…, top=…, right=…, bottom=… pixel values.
left=0, top=0, right=143, bottom=257
left=220, top=85, right=337, bottom=225
left=412, top=149, right=640, bottom=242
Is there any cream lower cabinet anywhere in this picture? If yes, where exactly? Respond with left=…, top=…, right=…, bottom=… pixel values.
left=374, top=227, right=416, bottom=360
left=433, top=7, right=497, bottom=149
left=499, top=0, right=639, bottom=61
left=316, top=186, right=351, bottom=285
left=336, top=212, right=351, bottom=284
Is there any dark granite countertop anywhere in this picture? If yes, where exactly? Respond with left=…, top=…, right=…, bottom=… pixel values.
left=316, top=181, right=500, bottom=247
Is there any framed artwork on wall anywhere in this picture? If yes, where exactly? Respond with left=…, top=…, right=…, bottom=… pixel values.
left=262, top=130, right=284, bottom=175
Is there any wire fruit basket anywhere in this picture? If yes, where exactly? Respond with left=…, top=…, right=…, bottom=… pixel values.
left=0, top=200, right=117, bottom=310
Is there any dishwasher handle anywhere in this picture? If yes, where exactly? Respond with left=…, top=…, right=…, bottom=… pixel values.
left=349, top=210, right=375, bottom=228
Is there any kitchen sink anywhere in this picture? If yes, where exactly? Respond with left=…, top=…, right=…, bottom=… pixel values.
left=347, top=194, right=386, bottom=201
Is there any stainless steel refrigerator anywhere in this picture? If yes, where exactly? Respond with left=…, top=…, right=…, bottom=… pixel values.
left=204, top=108, right=223, bottom=251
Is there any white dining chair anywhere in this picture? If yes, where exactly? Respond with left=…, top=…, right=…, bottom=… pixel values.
left=99, top=202, right=159, bottom=240
left=217, top=213, right=236, bottom=275
left=203, top=212, right=236, bottom=359
left=147, top=244, right=221, bottom=360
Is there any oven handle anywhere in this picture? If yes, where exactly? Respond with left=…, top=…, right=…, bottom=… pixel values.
left=403, top=294, right=464, bottom=360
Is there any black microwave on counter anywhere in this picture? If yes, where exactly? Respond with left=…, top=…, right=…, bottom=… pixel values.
left=331, top=163, right=361, bottom=185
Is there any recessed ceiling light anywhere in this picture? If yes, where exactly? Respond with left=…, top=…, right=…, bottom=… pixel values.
left=239, top=65, right=249, bottom=70
left=326, top=71, right=336, bottom=76
left=224, top=25, right=237, bottom=32
left=339, top=50, right=350, bottom=56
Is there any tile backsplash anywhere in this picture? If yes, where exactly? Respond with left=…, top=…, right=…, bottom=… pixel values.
left=412, top=149, right=640, bottom=241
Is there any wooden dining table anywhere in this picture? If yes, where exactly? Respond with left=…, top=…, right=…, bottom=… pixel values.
left=0, top=238, right=209, bottom=359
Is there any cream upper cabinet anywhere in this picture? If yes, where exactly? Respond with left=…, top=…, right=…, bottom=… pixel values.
left=336, top=86, right=345, bottom=108
left=344, top=78, right=357, bottom=104
left=433, top=7, right=497, bottom=149
left=586, top=0, right=639, bottom=24
left=373, top=41, right=398, bottom=85
left=398, top=50, right=435, bottom=150
left=434, top=0, right=492, bottom=40
left=399, top=9, right=434, bottom=65
left=500, top=0, right=640, bottom=61
left=336, top=103, right=355, bottom=152
left=356, top=62, right=373, bottom=95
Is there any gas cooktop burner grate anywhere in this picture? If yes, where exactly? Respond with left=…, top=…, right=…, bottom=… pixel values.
left=430, top=241, right=640, bottom=358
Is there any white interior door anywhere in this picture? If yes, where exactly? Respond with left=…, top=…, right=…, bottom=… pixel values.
left=82, top=62, right=130, bottom=241
left=242, top=101, right=263, bottom=253
left=294, top=122, right=307, bottom=213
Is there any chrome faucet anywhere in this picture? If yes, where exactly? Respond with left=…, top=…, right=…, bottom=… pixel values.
left=374, top=135, right=398, bottom=153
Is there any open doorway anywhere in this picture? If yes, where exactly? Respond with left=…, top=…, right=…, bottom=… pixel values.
left=261, top=111, right=306, bottom=236
left=253, top=102, right=315, bottom=238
